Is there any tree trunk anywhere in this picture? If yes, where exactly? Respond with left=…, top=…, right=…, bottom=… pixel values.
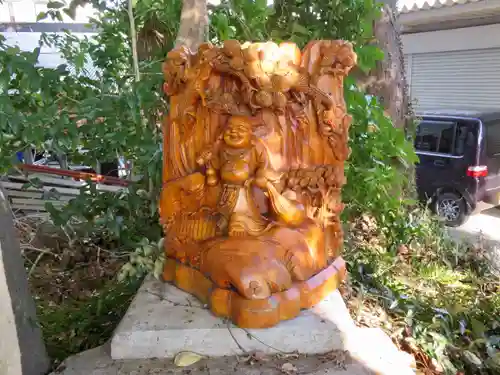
left=175, top=0, right=208, bottom=51
left=359, top=2, right=413, bottom=130
left=357, top=2, right=416, bottom=194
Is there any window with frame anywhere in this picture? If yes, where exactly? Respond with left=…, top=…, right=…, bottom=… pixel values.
left=415, top=120, right=458, bottom=155
left=486, top=121, right=500, bottom=157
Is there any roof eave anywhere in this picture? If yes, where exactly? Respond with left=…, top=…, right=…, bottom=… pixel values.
left=399, top=0, right=500, bottom=28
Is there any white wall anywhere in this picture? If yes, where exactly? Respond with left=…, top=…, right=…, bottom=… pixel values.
left=0, top=0, right=97, bottom=23
left=402, top=23, right=500, bottom=55
left=1, top=0, right=98, bottom=68
left=402, top=23, right=500, bottom=93
left=3, top=31, right=96, bottom=68
left=4, top=31, right=62, bottom=67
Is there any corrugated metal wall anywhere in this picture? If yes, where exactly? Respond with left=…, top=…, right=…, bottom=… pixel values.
left=406, top=48, right=500, bottom=111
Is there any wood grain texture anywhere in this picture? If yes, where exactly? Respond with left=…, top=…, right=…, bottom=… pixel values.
left=160, top=40, right=356, bottom=328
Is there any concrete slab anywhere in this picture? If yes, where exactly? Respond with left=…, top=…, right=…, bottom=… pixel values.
left=447, top=204, right=500, bottom=274
left=111, top=277, right=354, bottom=359
left=0, top=187, right=50, bottom=375
left=51, top=344, right=377, bottom=375
left=110, top=277, right=415, bottom=375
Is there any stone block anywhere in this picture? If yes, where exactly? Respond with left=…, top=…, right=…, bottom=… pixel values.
left=111, top=276, right=353, bottom=359
left=0, top=187, right=50, bottom=375
left=111, top=277, right=415, bottom=375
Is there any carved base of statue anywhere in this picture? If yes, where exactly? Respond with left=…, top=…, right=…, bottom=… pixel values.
left=163, top=256, right=345, bottom=328
left=160, top=39, right=356, bottom=328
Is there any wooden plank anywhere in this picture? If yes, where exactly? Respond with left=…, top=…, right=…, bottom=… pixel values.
left=4, top=190, right=44, bottom=199
left=5, top=177, right=126, bottom=194
left=95, top=184, right=126, bottom=193
left=10, top=198, right=66, bottom=207
left=11, top=204, right=49, bottom=212
left=18, top=164, right=130, bottom=186
left=6, top=191, right=75, bottom=201
left=0, top=185, right=51, bottom=374
left=1, top=181, right=80, bottom=197
left=8, top=174, right=87, bottom=188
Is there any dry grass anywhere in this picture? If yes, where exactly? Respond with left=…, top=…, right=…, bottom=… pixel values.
left=14, top=212, right=139, bottom=366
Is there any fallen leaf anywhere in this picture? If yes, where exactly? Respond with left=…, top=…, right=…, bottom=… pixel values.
left=173, top=351, right=205, bottom=367
left=281, top=362, right=297, bottom=374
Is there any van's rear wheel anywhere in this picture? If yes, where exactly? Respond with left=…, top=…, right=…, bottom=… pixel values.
left=435, top=192, right=468, bottom=227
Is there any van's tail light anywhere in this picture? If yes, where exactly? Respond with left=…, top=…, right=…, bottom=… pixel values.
left=467, top=165, right=488, bottom=178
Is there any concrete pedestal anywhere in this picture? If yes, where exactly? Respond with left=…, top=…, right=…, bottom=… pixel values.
left=111, top=277, right=416, bottom=375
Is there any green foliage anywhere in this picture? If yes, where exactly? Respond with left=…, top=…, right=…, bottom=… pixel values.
left=117, top=237, right=165, bottom=281
left=346, top=212, right=500, bottom=374
left=208, top=0, right=379, bottom=48
left=0, top=1, right=165, bottom=251
left=46, top=185, right=162, bottom=247
left=268, top=0, right=380, bottom=46
left=209, top=0, right=273, bottom=42
left=342, top=82, right=422, bottom=250
left=37, top=279, right=140, bottom=362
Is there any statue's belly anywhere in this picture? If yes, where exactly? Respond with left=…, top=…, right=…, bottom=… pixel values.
left=221, top=159, right=250, bottom=184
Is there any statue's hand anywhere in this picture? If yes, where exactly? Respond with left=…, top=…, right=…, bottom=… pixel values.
left=196, top=149, right=213, bottom=166
left=254, top=168, right=284, bottom=190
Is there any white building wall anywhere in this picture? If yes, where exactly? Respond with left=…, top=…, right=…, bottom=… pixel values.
left=0, top=0, right=97, bottom=23
left=401, top=23, right=500, bottom=55
left=2, top=31, right=97, bottom=68
left=1, top=0, right=98, bottom=68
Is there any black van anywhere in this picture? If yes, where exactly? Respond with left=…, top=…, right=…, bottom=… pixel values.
left=414, top=110, right=500, bottom=226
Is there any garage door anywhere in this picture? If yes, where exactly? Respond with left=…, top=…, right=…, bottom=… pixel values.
left=408, top=48, right=500, bottom=112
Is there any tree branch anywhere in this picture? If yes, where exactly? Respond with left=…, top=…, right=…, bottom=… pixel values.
left=127, top=0, right=141, bottom=82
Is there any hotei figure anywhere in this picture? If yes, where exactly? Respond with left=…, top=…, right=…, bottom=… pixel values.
left=160, top=39, right=357, bottom=328
left=197, top=115, right=305, bottom=238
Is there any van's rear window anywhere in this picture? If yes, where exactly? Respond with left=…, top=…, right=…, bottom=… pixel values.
left=415, top=120, right=457, bottom=154
left=485, top=121, right=500, bottom=157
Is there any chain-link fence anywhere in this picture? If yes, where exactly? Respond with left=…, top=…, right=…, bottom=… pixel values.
left=67, top=59, right=101, bottom=80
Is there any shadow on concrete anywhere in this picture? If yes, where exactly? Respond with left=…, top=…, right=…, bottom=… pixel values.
left=51, top=341, right=384, bottom=375
left=480, top=205, right=500, bottom=219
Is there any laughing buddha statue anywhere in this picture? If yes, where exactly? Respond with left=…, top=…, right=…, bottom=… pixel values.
left=160, top=39, right=356, bottom=328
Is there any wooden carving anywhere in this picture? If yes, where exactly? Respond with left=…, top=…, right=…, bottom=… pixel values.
left=160, top=39, right=356, bottom=328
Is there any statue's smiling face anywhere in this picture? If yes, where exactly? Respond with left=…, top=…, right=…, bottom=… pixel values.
left=223, top=118, right=252, bottom=149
